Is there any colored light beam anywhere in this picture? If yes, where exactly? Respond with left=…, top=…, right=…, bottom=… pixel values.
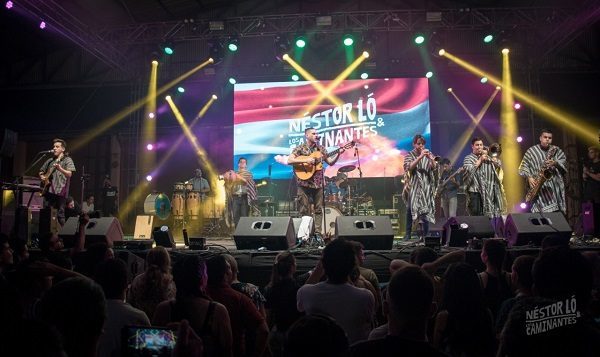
left=283, top=52, right=369, bottom=120
left=440, top=50, right=597, bottom=144
left=447, top=87, right=500, bottom=166
left=141, top=61, right=158, bottom=177
left=500, top=50, right=523, bottom=210
left=71, top=58, right=214, bottom=151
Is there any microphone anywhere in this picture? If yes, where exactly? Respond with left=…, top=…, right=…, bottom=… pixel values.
left=354, top=147, right=358, bottom=157
left=40, top=149, right=54, bottom=153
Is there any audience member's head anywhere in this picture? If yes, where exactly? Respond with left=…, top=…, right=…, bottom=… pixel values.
left=541, top=234, right=569, bottom=250
left=350, top=241, right=366, bottom=266
left=38, top=232, right=63, bottom=253
left=511, top=255, right=536, bottom=292
left=387, top=266, right=434, bottom=326
left=533, top=246, right=593, bottom=309
left=3, top=319, right=65, bottom=357
left=146, top=246, right=171, bottom=273
left=206, top=254, right=232, bottom=288
left=321, top=239, right=356, bottom=284
left=173, top=255, right=208, bottom=298
left=77, top=242, right=114, bottom=277
left=409, top=247, right=438, bottom=267
left=94, top=258, right=128, bottom=300
left=10, top=239, right=29, bottom=264
left=268, top=251, right=296, bottom=287
left=223, top=254, right=239, bottom=281
left=40, top=277, right=106, bottom=357
left=443, top=262, right=486, bottom=315
left=284, top=314, right=349, bottom=357
left=480, top=238, right=506, bottom=271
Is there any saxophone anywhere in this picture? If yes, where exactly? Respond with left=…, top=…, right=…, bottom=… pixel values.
left=525, top=145, right=558, bottom=203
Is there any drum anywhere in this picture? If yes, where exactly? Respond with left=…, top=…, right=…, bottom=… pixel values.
left=201, top=197, right=223, bottom=219
left=186, top=191, right=201, bottom=220
left=324, top=205, right=343, bottom=236
left=173, top=182, right=185, bottom=192
left=185, top=182, right=194, bottom=191
left=144, top=193, right=171, bottom=220
left=325, top=193, right=342, bottom=210
left=171, top=191, right=185, bottom=220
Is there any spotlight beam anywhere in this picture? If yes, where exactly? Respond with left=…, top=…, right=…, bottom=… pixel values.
left=449, top=88, right=496, bottom=142
left=447, top=88, right=500, bottom=165
left=441, top=50, right=597, bottom=144
left=71, top=58, right=214, bottom=151
left=141, top=61, right=158, bottom=176
left=284, top=53, right=368, bottom=120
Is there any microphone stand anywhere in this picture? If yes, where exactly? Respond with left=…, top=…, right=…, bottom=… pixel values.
left=355, top=147, right=363, bottom=215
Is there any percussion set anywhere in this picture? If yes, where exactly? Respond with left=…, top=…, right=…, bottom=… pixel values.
left=171, top=182, right=223, bottom=226
left=324, top=164, right=373, bottom=217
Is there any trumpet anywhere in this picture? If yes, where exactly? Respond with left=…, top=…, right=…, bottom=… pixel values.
left=489, top=142, right=502, bottom=158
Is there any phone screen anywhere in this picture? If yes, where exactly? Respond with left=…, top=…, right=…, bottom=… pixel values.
left=122, top=325, right=177, bottom=357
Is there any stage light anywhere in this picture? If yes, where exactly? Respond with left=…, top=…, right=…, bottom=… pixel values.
left=207, top=39, right=224, bottom=64
left=343, top=34, right=354, bottom=46
left=360, top=72, right=369, bottom=79
left=514, top=102, right=521, bottom=110
left=496, top=86, right=501, bottom=90
left=362, top=51, right=369, bottom=58
left=502, top=48, right=510, bottom=54
left=520, top=202, right=527, bottom=209
left=165, top=95, right=171, bottom=100
left=211, top=94, right=218, bottom=100
left=148, top=112, right=155, bottom=119
left=146, top=175, right=153, bottom=182
left=39, top=21, right=46, bottom=29
left=438, top=49, right=445, bottom=56
left=163, top=45, right=174, bottom=55
left=229, top=77, right=236, bottom=84
left=177, top=87, right=185, bottom=93
left=484, top=34, right=494, bottom=43
left=282, top=53, right=290, bottom=60
left=425, top=71, right=433, bottom=78
left=517, top=136, right=523, bottom=143
left=295, top=37, right=306, bottom=48
left=208, top=58, right=214, bottom=63
left=151, top=60, right=159, bottom=65
left=146, top=144, right=154, bottom=151
left=414, top=35, right=425, bottom=45
left=227, top=38, right=239, bottom=52
left=291, top=74, right=299, bottom=81
left=447, top=88, right=453, bottom=92
left=480, top=77, right=488, bottom=83
left=274, top=35, right=292, bottom=61
left=6, top=1, right=13, bottom=10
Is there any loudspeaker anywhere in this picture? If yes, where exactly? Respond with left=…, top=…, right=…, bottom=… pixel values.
left=233, top=217, right=295, bottom=250
left=134, top=215, right=154, bottom=239
left=505, top=212, right=572, bottom=247
left=443, top=216, right=495, bottom=247
left=59, top=217, right=124, bottom=248
left=152, top=226, right=175, bottom=248
left=39, top=207, right=59, bottom=237
left=335, top=216, right=394, bottom=250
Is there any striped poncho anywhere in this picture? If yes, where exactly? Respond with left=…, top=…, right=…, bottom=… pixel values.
left=518, top=144, right=567, bottom=213
left=403, top=150, right=438, bottom=224
left=463, top=153, right=506, bottom=218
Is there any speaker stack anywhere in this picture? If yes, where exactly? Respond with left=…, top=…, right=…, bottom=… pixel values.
left=504, top=212, right=572, bottom=247
left=59, top=217, right=124, bottom=248
left=443, top=216, right=495, bottom=247
left=334, top=216, right=394, bottom=250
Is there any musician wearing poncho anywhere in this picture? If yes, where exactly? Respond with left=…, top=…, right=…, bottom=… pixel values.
left=518, top=129, right=567, bottom=213
left=462, top=138, right=506, bottom=219
left=226, top=157, right=257, bottom=226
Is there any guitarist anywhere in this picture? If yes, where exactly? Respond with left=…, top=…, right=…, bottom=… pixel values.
left=288, top=128, right=344, bottom=236
left=38, top=138, right=76, bottom=226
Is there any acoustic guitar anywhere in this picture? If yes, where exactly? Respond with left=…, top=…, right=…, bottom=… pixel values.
left=293, top=141, right=355, bottom=180
left=40, top=155, right=62, bottom=196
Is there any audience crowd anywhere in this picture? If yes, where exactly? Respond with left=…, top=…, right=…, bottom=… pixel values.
left=1, top=226, right=599, bottom=357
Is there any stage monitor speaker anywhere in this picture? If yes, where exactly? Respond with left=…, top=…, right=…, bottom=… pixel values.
left=233, top=217, right=295, bottom=250
left=152, top=226, right=175, bottom=248
left=335, top=216, right=394, bottom=250
left=60, top=217, right=124, bottom=248
left=505, top=212, right=572, bottom=247
left=443, top=216, right=494, bottom=247
left=134, top=215, right=154, bottom=239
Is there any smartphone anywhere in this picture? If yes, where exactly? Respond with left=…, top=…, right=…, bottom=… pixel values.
left=122, top=325, right=177, bottom=357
